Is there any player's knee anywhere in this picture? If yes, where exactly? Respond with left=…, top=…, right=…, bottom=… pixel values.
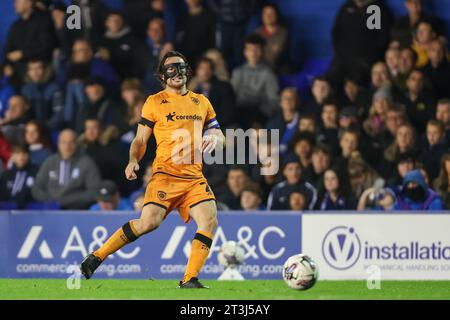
left=200, top=213, right=218, bottom=232
left=138, top=216, right=162, bottom=234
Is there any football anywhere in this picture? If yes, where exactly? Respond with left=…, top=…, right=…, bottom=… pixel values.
left=217, top=241, right=246, bottom=268
left=282, top=254, right=319, bottom=290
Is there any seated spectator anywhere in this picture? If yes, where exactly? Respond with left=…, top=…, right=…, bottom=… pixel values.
left=383, top=123, right=418, bottom=176
left=421, top=40, right=450, bottom=100
left=0, top=67, right=15, bottom=118
left=393, top=169, right=443, bottom=210
left=254, top=3, right=288, bottom=73
left=363, top=85, right=392, bottom=139
left=436, top=99, right=450, bottom=142
left=418, top=120, right=448, bottom=180
left=266, top=87, right=300, bottom=154
left=289, top=132, right=315, bottom=170
left=240, top=182, right=265, bottom=211
left=71, top=0, right=110, bottom=47
left=390, top=0, right=445, bottom=49
left=335, top=129, right=360, bottom=173
left=302, top=144, right=332, bottom=193
left=24, top=120, right=51, bottom=166
left=386, top=151, right=417, bottom=189
left=317, top=100, right=340, bottom=155
left=267, top=156, right=317, bottom=210
left=289, top=190, right=307, bottom=211
left=176, top=0, right=215, bottom=64
left=340, top=75, right=370, bottom=116
left=21, top=59, right=63, bottom=128
left=188, top=57, right=236, bottom=128
left=369, top=62, right=395, bottom=100
left=0, top=145, right=38, bottom=209
left=411, top=19, right=438, bottom=68
left=399, top=69, right=435, bottom=134
left=0, top=95, right=30, bottom=145
left=142, top=17, right=172, bottom=93
left=76, top=77, right=127, bottom=134
left=3, top=0, right=56, bottom=84
left=392, top=47, right=418, bottom=92
left=380, top=103, right=408, bottom=150
left=303, top=76, right=332, bottom=119
left=433, top=153, right=450, bottom=210
left=385, top=47, right=401, bottom=78
left=318, top=168, right=356, bottom=210
left=204, top=49, right=230, bottom=82
left=216, top=166, right=249, bottom=210
left=231, top=34, right=279, bottom=128
left=31, top=129, right=101, bottom=209
left=99, top=11, right=145, bottom=79
left=298, top=114, right=318, bottom=135
left=338, top=106, right=359, bottom=131
left=348, top=151, right=385, bottom=199
left=90, top=180, right=133, bottom=211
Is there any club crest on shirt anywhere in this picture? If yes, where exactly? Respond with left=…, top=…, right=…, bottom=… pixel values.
left=157, top=190, right=167, bottom=200
left=191, top=97, right=200, bottom=105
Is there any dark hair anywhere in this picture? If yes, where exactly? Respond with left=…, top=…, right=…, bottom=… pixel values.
left=25, top=120, right=51, bottom=149
left=11, top=144, right=29, bottom=154
left=155, top=50, right=193, bottom=86
left=242, top=182, right=263, bottom=199
left=244, top=33, right=266, bottom=48
left=196, top=56, right=215, bottom=72
left=401, top=47, right=418, bottom=64
left=261, top=3, right=285, bottom=27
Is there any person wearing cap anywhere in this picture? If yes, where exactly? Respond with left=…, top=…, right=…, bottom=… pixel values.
left=363, top=85, right=392, bottom=138
left=338, top=106, right=359, bottom=130
left=393, top=169, right=443, bottom=210
left=90, top=180, right=133, bottom=211
left=267, top=154, right=317, bottom=210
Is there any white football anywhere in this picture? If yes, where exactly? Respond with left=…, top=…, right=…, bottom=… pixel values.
left=282, top=253, right=319, bottom=290
left=217, top=241, right=245, bottom=267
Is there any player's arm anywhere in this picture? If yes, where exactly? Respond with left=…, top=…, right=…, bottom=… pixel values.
left=125, top=124, right=152, bottom=180
left=202, top=128, right=225, bottom=153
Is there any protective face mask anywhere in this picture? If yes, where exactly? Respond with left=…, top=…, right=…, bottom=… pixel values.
left=162, top=62, right=188, bottom=82
left=404, top=185, right=426, bottom=202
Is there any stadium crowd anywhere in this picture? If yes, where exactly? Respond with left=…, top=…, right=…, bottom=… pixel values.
left=0, top=0, right=449, bottom=211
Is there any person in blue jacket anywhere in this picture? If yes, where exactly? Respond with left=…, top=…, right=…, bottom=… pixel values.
left=393, top=169, right=444, bottom=211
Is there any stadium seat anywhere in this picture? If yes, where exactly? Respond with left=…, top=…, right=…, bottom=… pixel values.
left=24, top=202, right=60, bottom=210
left=0, top=202, right=18, bottom=210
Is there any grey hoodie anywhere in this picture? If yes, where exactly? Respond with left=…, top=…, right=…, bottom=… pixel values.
left=32, top=151, right=101, bottom=209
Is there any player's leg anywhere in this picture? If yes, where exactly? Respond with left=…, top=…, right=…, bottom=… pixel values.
left=80, top=204, right=166, bottom=279
left=179, top=200, right=217, bottom=288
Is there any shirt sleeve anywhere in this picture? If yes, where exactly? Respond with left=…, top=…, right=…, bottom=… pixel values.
left=203, top=95, right=221, bottom=130
left=139, top=96, right=157, bottom=128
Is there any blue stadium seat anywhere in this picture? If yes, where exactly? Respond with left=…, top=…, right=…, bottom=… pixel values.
left=0, top=202, right=17, bottom=210
left=25, top=202, right=60, bottom=210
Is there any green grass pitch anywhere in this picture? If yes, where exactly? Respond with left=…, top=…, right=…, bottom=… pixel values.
left=1, top=279, right=450, bottom=300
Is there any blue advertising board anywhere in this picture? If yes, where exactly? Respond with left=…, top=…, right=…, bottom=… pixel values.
left=0, top=211, right=301, bottom=280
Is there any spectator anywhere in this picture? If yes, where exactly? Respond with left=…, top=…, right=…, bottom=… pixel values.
left=335, top=129, right=360, bottom=173
left=31, top=129, right=101, bottom=209
left=436, top=99, right=450, bottom=142
left=298, top=114, right=318, bottom=135
left=393, top=169, right=443, bottom=210
left=411, top=19, right=438, bottom=68
left=318, top=168, right=356, bottom=210
left=357, top=187, right=396, bottom=211
left=3, top=0, right=56, bottom=84
left=390, top=0, right=445, bottom=49
left=418, top=120, right=448, bottom=180
left=188, top=57, right=236, bottom=128
left=176, top=0, right=216, bottom=65
left=338, top=106, right=359, bottom=131
left=240, top=182, right=265, bottom=211
left=0, top=95, right=30, bottom=145
left=231, top=34, right=279, bottom=128
left=255, top=3, right=288, bottom=73
left=421, top=40, right=450, bottom=100
left=100, top=11, right=145, bottom=79
left=0, top=145, right=38, bottom=209
left=121, top=93, right=146, bottom=144
left=318, top=100, right=339, bottom=155
left=204, top=49, right=230, bottom=82
left=363, top=85, right=392, bottom=139
left=267, top=157, right=317, bottom=210
left=208, top=0, right=257, bottom=68
left=328, top=0, right=393, bottom=87
left=21, top=59, right=63, bottom=128
left=433, top=153, right=450, bottom=210
left=380, top=103, right=408, bottom=150
left=50, top=2, right=73, bottom=63
left=0, top=132, right=11, bottom=169
left=0, top=66, right=15, bottom=118
left=370, top=62, right=392, bottom=97
left=289, top=190, right=307, bottom=211
left=90, top=180, right=133, bottom=211
left=266, top=87, right=300, bottom=154
left=399, top=69, right=435, bottom=134
left=24, top=120, right=51, bottom=167
left=340, top=75, right=370, bottom=115
left=71, top=0, right=110, bottom=47
left=383, top=123, right=418, bottom=176
left=348, top=151, right=385, bottom=199
left=386, top=151, right=417, bottom=189
left=302, top=144, right=332, bottom=192
left=303, top=76, right=332, bottom=119
left=393, top=47, right=418, bottom=92
left=385, top=47, right=401, bottom=78
left=216, top=166, right=249, bottom=210
left=289, top=132, right=315, bottom=170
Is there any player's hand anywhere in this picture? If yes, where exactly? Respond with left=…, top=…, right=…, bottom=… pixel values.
left=202, top=134, right=219, bottom=154
left=125, top=161, right=140, bottom=180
